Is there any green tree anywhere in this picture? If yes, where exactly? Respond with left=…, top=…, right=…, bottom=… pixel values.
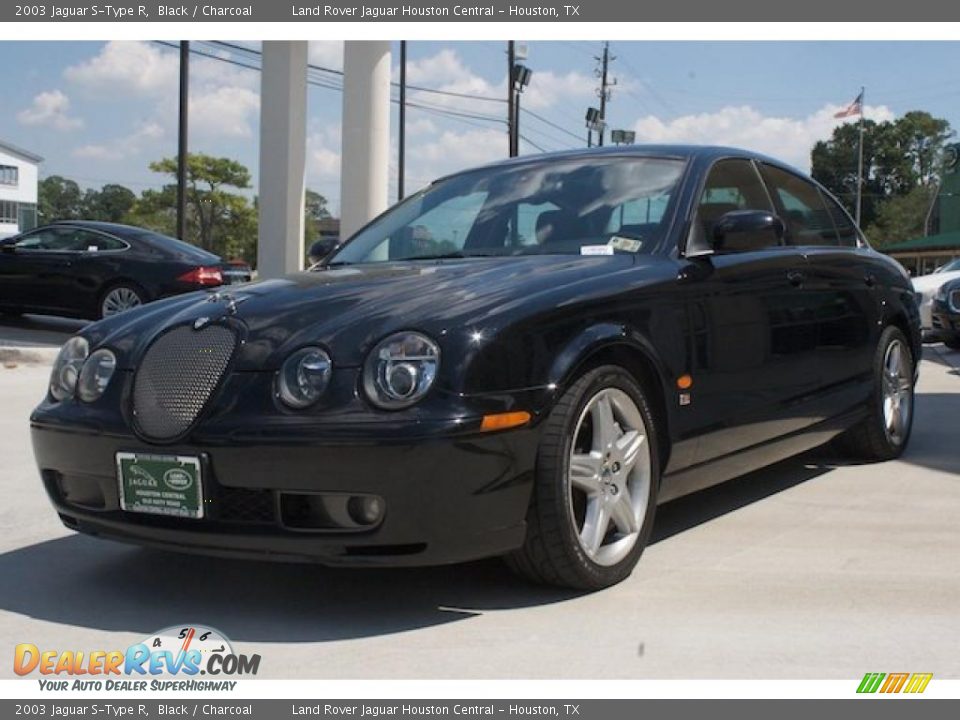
left=38, top=175, right=84, bottom=222
left=82, top=183, right=137, bottom=223
left=812, top=110, right=953, bottom=245
left=864, top=184, right=937, bottom=249
left=141, top=153, right=258, bottom=262
left=303, top=188, right=331, bottom=246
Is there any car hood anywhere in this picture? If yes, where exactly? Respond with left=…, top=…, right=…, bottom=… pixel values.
left=913, top=269, right=960, bottom=294
left=88, top=254, right=659, bottom=370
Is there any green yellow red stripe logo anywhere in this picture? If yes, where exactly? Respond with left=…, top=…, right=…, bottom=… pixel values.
left=857, top=672, right=932, bottom=694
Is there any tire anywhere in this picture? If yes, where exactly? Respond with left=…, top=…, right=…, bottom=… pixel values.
left=99, top=283, right=145, bottom=319
left=943, top=335, right=960, bottom=350
left=835, top=326, right=915, bottom=462
left=505, top=365, right=660, bottom=590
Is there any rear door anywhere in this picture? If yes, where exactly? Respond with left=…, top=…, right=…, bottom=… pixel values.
left=681, top=159, right=820, bottom=464
left=759, top=164, right=877, bottom=414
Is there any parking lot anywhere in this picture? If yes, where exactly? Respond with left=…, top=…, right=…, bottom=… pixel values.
left=1, top=314, right=959, bottom=679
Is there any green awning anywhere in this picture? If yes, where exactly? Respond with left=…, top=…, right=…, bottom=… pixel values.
left=884, top=231, right=960, bottom=253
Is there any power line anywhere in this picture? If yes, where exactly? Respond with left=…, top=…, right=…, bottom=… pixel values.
left=519, top=107, right=585, bottom=143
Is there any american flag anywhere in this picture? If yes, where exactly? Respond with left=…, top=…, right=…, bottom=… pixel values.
left=834, top=91, right=864, bottom=118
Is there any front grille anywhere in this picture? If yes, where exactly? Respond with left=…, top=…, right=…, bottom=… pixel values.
left=216, top=487, right=276, bottom=524
left=132, top=324, right=238, bottom=441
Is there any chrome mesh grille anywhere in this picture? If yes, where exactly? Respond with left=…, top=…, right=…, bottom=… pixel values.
left=132, top=325, right=238, bottom=441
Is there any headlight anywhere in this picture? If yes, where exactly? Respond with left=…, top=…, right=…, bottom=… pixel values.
left=936, top=285, right=948, bottom=302
left=77, top=349, right=117, bottom=402
left=49, top=337, right=89, bottom=401
left=363, top=331, right=440, bottom=409
left=276, top=347, right=332, bottom=409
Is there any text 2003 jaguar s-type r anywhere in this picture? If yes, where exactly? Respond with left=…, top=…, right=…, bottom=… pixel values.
left=31, top=146, right=920, bottom=590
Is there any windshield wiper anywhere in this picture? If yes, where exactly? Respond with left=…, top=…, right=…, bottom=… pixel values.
left=405, top=252, right=495, bottom=261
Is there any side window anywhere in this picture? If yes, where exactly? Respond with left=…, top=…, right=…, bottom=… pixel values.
left=13, top=230, right=52, bottom=250
left=74, top=230, right=127, bottom=252
left=822, top=193, right=859, bottom=248
left=760, top=165, right=839, bottom=246
left=693, top=159, right=775, bottom=250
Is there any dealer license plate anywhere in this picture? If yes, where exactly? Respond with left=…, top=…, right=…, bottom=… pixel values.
left=116, top=452, right=204, bottom=519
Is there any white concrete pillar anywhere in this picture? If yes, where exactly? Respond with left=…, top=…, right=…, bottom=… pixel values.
left=257, top=41, right=308, bottom=278
left=340, top=41, right=392, bottom=241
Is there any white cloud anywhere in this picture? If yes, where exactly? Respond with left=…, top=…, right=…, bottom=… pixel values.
left=190, top=86, right=260, bottom=138
left=64, top=41, right=261, bottom=142
left=65, top=41, right=178, bottom=96
left=17, top=90, right=83, bottom=131
left=308, top=41, right=344, bottom=71
left=632, top=103, right=895, bottom=171
left=402, top=48, right=593, bottom=112
left=72, top=121, right=165, bottom=161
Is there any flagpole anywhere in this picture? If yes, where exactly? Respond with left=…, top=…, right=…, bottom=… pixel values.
left=855, top=86, right=865, bottom=227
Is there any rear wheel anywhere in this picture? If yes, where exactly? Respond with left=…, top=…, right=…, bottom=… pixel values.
left=506, top=365, right=659, bottom=590
left=100, top=283, right=145, bottom=319
left=836, top=326, right=915, bottom=461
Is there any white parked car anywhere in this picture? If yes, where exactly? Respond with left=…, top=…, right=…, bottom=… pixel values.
left=913, top=258, right=960, bottom=335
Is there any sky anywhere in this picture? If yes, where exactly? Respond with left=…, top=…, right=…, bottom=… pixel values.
left=3, top=40, right=960, bottom=215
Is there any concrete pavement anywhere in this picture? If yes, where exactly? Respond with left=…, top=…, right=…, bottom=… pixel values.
left=0, top=346, right=958, bottom=679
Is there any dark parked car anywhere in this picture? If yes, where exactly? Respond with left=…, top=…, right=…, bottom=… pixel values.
left=0, top=221, right=226, bottom=320
left=931, top=276, right=960, bottom=349
left=31, top=147, right=920, bottom=590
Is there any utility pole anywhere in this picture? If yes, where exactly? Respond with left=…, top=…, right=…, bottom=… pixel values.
left=595, top=41, right=615, bottom=147
left=507, top=41, right=516, bottom=157
left=398, top=40, right=407, bottom=201
left=176, top=41, right=189, bottom=241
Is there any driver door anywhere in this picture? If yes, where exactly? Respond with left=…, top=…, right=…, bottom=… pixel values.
left=680, top=159, right=820, bottom=464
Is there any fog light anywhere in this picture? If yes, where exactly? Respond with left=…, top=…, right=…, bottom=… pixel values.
left=348, top=495, right=384, bottom=526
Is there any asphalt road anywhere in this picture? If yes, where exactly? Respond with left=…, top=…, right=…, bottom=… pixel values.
left=0, top=341, right=958, bottom=679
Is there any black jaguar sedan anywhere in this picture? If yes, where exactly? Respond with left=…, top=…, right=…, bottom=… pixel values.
left=0, top=221, right=228, bottom=320
left=30, top=146, right=920, bottom=589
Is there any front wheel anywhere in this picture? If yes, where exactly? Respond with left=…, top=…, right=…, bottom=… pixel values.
left=506, top=365, right=660, bottom=590
left=836, top=326, right=915, bottom=461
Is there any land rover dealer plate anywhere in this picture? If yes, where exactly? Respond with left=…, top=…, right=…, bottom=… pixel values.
left=116, top=452, right=204, bottom=519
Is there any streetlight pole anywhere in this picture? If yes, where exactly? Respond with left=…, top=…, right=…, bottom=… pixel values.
left=398, top=40, right=407, bottom=201
left=507, top=41, right=516, bottom=157
left=176, top=41, right=189, bottom=241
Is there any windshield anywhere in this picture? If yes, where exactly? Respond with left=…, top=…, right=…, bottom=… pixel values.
left=328, top=156, right=686, bottom=265
left=936, top=258, right=960, bottom=273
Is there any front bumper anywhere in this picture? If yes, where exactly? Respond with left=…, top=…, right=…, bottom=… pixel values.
left=31, top=419, right=539, bottom=567
left=931, top=298, right=960, bottom=340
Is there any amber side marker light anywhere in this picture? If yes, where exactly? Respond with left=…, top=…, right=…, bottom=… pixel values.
left=480, top=411, right=532, bottom=432
left=677, top=374, right=693, bottom=390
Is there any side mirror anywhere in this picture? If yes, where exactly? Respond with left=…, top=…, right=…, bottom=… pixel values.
left=308, top=237, right=338, bottom=265
left=712, top=210, right=785, bottom=253
left=0, top=239, right=16, bottom=253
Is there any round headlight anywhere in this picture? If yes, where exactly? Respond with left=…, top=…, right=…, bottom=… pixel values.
left=277, top=347, right=332, bottom=409
left=50, top=337, right=89, bottom=401
left=77, top=349, right=117, bottom=402
left=363, top=332, right=440, bottom=409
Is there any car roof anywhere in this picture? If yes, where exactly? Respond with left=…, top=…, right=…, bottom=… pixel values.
left=45, top=221, right=221, bottom=262
left=433, top=144, right=802, bottom=184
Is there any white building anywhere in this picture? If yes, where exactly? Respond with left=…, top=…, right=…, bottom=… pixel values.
left=0, top=140, right=42, bottom=239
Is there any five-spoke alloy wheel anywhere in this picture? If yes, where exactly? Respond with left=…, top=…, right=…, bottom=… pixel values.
left=507, top=365, right=659, bottom=590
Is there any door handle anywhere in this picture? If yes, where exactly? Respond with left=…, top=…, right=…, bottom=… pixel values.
left=864, top=274, right=877, bottom=288
left=787, top=270, right=805, bottom=288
